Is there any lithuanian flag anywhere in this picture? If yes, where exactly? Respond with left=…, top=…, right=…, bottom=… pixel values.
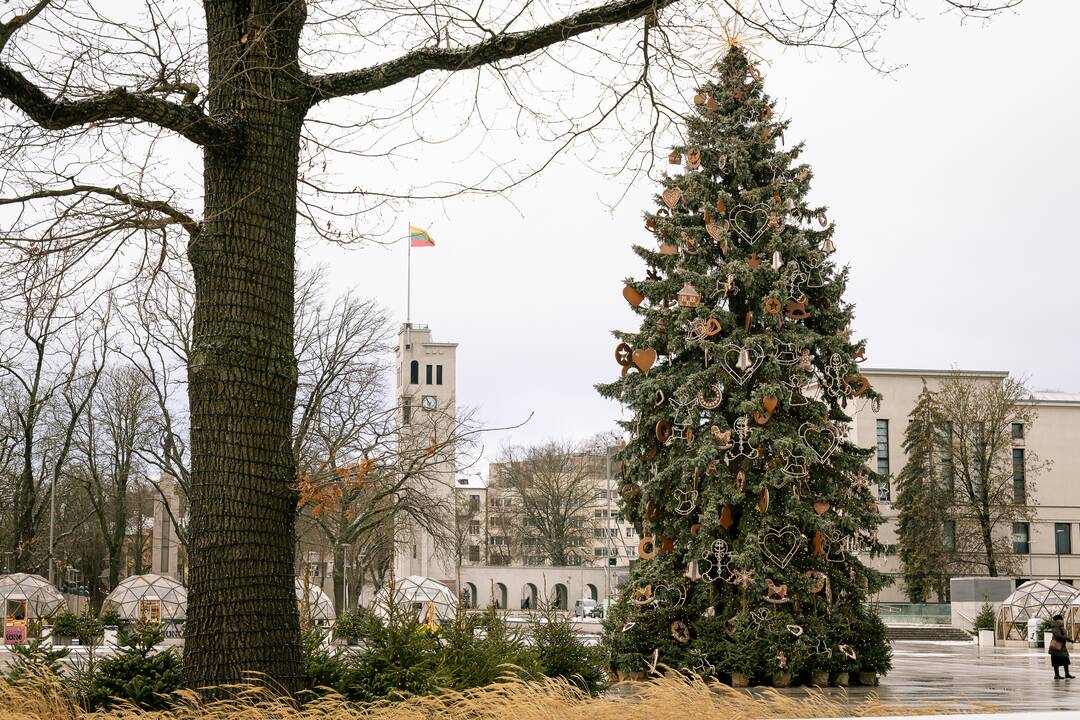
left=409, top=226, right=435, bottom=247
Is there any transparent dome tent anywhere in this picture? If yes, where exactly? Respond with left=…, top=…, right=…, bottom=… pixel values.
left=373, top=576, right=457, bottom=626
left=0, top=573, right=65, bottom=622
left=296, top=578, right=336, bottom=624
left=102, top=573, right=187, bottom=623
left=997, top=579, right=1080, bottom=640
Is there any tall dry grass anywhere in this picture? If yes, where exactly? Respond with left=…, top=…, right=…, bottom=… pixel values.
left=0, top=674, right=976, bottom=720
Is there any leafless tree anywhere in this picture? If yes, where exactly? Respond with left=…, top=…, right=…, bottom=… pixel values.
left=0, top=255, right=107, bottom=573
left=69, top=364, right=159, bottom=591
left=936, top=373, right=1048, bottom=577
left=0, top=0, right=1023, bottom=692
left=492, top=440, right=608, bottom=566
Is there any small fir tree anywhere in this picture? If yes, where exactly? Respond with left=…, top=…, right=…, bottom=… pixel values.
left=894, top=384, right=952, bottom=602
left=598, top=46, right=889, bottom=683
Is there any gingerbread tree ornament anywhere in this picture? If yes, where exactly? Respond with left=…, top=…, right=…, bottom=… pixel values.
left=599, top=48, right=891, bottom=684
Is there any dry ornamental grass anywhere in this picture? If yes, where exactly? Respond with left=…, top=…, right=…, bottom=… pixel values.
left=0, top=673, right=980, bottom=720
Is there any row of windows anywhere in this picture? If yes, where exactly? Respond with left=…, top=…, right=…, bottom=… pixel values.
left=874, top=419, right=1027, bottom=504
left=408, top=360, right=444, bottom=386
left=1011, top=522, right=1073, bottom=555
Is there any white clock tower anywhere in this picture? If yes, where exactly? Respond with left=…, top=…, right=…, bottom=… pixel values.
left=393, top=323, right=459, bottom=586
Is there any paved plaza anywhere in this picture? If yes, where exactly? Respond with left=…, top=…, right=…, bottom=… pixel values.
left=803, top=641, right=1080, bottom=713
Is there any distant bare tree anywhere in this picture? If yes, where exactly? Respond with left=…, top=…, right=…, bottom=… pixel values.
left=70, top=365, right=158, bottom=590
left=0, top=256, right=107, bottom=573
left=937, top=373, right=1048, bottom=576
left=493, top=441, right=606, bottom=567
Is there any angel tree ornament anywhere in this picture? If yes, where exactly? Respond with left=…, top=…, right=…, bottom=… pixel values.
left=597, top=47, right=888, bottom=685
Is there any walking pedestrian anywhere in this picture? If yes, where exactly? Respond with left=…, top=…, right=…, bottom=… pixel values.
left=1049, top=614, right=1075, bottom=680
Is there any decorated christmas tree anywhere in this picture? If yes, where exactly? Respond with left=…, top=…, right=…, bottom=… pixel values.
left=599, top=47, right=891, bottom=686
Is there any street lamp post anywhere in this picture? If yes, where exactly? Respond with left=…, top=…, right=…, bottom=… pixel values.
left=338, top=543, right=350, bottom=611
left=1056, top=525, right=1066, bottom=581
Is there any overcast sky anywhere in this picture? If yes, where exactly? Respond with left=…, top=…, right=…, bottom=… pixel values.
left=310, top=3, right=1080, bottom=470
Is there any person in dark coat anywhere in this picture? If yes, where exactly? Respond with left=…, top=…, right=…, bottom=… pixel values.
left=1050, top=614, right=1075, bottom=679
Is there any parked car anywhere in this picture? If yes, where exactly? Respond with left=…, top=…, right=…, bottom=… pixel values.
left=574, top=598, right=602, bottom=618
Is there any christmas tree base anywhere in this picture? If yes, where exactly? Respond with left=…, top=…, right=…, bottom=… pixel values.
left=730, top=672, right=750, bottom=688
left=832, top=671, right=849, bottom=687
left=771, top=672, right=792, bottom=687
left=810, top=671, right=829, bottom=687
left=856, top=671, right=878, bottom=686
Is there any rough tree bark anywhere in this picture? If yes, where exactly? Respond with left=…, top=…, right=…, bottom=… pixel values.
left=183, top=3, right=308, bottom=692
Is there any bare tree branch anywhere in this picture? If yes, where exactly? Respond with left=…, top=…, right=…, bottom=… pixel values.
left=305, top=0, right=672, bottom=102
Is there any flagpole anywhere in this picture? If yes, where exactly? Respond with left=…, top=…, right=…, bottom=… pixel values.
left=406, top=222, right=412, bottom=327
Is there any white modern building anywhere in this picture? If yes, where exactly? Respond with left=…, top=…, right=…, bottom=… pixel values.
left=850, top=368, right=1080, bottom=603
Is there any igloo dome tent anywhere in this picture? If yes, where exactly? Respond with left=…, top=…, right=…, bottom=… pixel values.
left=997, top=579, right=1080, bottom=640
left=373, top=576, right=457, bottom=625
left=102, top=573, right=187, bottom=622
left=0, top=573, right=65, bottom=622
left=296, top=578, right=336, bottom=624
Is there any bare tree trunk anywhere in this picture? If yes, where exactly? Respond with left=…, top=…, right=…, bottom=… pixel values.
left=182, top=3, right=307, bottom=693
left=981, top=513, right=997, bottom=576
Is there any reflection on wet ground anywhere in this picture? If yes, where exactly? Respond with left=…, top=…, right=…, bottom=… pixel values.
left=797, top=640, right=1080, bottom=713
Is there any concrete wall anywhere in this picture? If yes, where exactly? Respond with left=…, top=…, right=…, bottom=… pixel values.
left=950, top=576, right=1014, bottom=631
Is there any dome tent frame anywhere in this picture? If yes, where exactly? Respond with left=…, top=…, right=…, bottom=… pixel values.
left=296, top=577, right=336, bottom=624
left=997, top=579, right=1080, bottom=640
left=0, top=573, right=65, bottom=621
left=102, top=573, right=187, bottom=623
left=373, top=575, right=457, bottom=626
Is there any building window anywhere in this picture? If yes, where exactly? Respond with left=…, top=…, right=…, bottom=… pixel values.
left=1012, top=522, right=1030, bottom=555
left=595, top=489, right=609, bottom=500
left=1012, top=422, right=1024, bottom=440
left=468, top=545, right=480, bottom=562
left=401, top=397, right=411, bottom=425
left=425, top=364, right=433, bottom=384
left=436, top=365, right=443, bottom=385
left=943, top=519, right=955, bottom=551
left=1057, top=523, right=1073, bottom=555
left=468, top=494, right=480, bottom=512
left=876, top=419, right=890, bottom=501
left=410, top=360, right=419, bottom=385
left=468, top=520, right=480, bottom=535
left=1013, top=448, right=1026, bottom=504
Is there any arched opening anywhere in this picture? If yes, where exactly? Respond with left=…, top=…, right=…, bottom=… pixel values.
left=409, top=360, right=419, bottom=384
left=463, top=582, right=478, bottom=609
left=553, top=583, right=568, bottom=611
left=586, top=583, right=598, bottom=602
left=494, top=582, right=508, bottom=610
left=521, top=583, right=538, bottom=610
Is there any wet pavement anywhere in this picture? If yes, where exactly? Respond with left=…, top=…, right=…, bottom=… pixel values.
left=801, top=640, right=1080, bottom=713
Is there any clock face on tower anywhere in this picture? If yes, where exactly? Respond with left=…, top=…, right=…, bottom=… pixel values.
left=421, top=395, right=437, bottom=410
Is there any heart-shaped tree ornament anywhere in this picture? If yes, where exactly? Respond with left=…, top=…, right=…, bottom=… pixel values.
left=706, top=222, right=723, bottom=242
left=730, top=204, right=770, bottom=244
left=760, top=526, right=801, bottom=569
left=799, top=422, right=839, bottom=463
left=662, top=186, right=682, bottom=209
left=622, top=285, right=644, bottom=307
left=813, top=501, right=831, bottom=515
left=719, top=344, right=763, bottom=384
left=632, top=348, right=657, bottom=372
left=844, top=375, right=870, bottom=396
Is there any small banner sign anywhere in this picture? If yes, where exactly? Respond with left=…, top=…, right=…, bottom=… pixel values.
left=4, top=626, right=26, bottom=644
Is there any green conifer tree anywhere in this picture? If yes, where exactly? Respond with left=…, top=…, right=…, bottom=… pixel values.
left=599, top=47, right=890, bottom=683
left=894, top=384, right=951, bottom=602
